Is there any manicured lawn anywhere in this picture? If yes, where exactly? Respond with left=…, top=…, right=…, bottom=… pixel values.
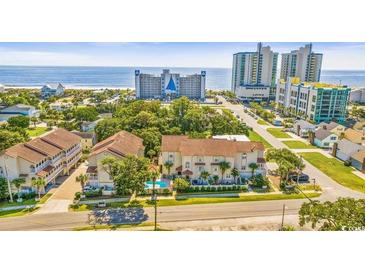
left=283, top=140, right=316, bottom=149
left=248, top=129, right=273, bottom=149
left=0, top=207, right=37, bottom=218
left=71, top=192, right=321, bottom=212
left=257, top=119, right=269, bottom=125
left=26, top=127, right=50, bottom=137
left=266, top=128, right=292, bottom=138
left=299, top=152, right=365, bottom=194
left=0, top=199, right=37, bottom=208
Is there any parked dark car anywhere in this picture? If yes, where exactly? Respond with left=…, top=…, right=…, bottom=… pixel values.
left=289, top=174, right=310, bottom=183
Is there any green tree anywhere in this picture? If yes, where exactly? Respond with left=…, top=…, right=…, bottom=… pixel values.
left=299, top=198, right=365, bottom=231
left=0, top=177, right=9, bottom=200
left=230, top=167, right=239, bottom=183
left=218, top=161, right=231, bottom=182
left=30, top=116, right=38, bottom=127
left=173, top=178, right=190, bottom=192
left=266, top=148, right=305, bottom=182
left=102, top=155, right=151, bottom=195
left=248, top=162, right=259, bottom=177
left=11, top=178, right=25, bottom=199
left=74, top=106, right=99, bottom=122
left=200, top=170, right=210, bottom=183
left=76, top=174, right=88, bottom=192
left=164, top=161, right=174, bottom=177
left=31, top=177, right=46, bottom=200
left=0, top=130, right=28, bottom=151
left=212, top=175, right=219, bottom=184
left=7, top=116, right=30, bottom=128
left=94, top=118, right=123, bottom=141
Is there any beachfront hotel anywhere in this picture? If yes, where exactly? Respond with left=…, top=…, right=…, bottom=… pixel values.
left=0, top=128, right=82, bottom=193
left=275, top=77, right=350, bottom=123
left=280, top=44, right=323, bottom=82
left=231, top=43, right=278, bottom=101
left=160, top=135, right=266, bottom=181
left=135, top=69, right=206, bottom=100
left=86, top=131, right=145, bottom=194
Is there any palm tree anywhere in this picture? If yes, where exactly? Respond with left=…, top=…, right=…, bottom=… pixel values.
left=212, top=175, right=219, bottom=185
left=200, top=170, right=210, bottom=183
left=30, top=117, right=38, bottom=128
left=230, top=167, right=239, bottom=184
left=248, top=162, right=259, bottom=178
left=76, top=174, right=88, bottom=193
left=218, top=161, right=231, bottom=183
left=11, top=178, right=25, bottom=201
left=148, top=165, right=160, bottom=231
left=31, top=177, right=46, bottom=200
left=164, top=161, right=173, bottom=177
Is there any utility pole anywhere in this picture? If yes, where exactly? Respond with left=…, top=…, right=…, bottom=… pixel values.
left=152, top=179, right=157, bottom=231
left=3, top=157, right=13, bottom=202
left=280, top=204, right=286, bottom=230
left=312, top=178, right=316, bottom=191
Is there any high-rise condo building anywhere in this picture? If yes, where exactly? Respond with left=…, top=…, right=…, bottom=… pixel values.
left=231, top=43, right=278, bottom=101
left=135, top=69, right=206, bottom=100
left=280, top=44, right=323, bottom=82
left=275, top=78, right=350, bottom=123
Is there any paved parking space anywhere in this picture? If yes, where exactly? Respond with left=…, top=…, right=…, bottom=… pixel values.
left=35, top=163, right=86, bottom=214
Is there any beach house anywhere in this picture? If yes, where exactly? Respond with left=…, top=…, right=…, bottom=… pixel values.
left=41, top=83, right=65, bottom=98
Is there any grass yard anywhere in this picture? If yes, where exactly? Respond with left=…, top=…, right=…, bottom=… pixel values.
left=257, top=119, right=269, bottom=125
left=266, top=128, right=292, bottom=138
left=71, top=192, right=321, bottom=212
left=283, top=140, right=316, bottom=149
left=26, top=127, right=50, bottom=137
left=299, top=152, right=365, bottom=194
left=0, top=199, right=37, bottom=208
left=248, top=129, right=272, bottom=149
left=0, top=207, right=37, bottom=218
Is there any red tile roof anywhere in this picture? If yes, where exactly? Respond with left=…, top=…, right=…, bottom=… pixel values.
left=90, top=130, right=144, bottom=158
left=161, top=135, right=264, bottom=156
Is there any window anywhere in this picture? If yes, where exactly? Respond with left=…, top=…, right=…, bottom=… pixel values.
left=241, top=153, right=247, bottom=160
left=330, top=136, right=337, bottom=141
left=214, top=157, right=219, bottom=162
left=323, top=142, right=329, bottom=147
left=241, top=166, right=246, bottom=170
left=185, top=162, right=190, bottom=169
left=198, top=166, right=204, bottom=172
left=214, top=167, right=218, bottom=172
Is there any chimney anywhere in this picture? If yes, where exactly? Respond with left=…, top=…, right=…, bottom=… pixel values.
left=332, top=142, right=338, bottom=157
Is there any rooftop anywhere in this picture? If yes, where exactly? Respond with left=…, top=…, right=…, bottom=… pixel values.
left=161, top=135, right=264, bottom=156
left=279, top=77, right=348, bottom=89
left=3, top=128, right=81, bottom=164
left=90, top=130, right=144, bottom=157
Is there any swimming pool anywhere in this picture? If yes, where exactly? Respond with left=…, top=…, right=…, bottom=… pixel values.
left=145, top=180, right=169, bottom=189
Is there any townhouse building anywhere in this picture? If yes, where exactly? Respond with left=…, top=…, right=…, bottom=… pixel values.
left=160, top=135, right=266, bottom=181
left=0, top=128, right=82, bottom=193
left=86, top=131, right=145, bottom=191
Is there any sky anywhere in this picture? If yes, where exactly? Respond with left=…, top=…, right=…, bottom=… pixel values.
left=0, top=42, right=365, bottom=70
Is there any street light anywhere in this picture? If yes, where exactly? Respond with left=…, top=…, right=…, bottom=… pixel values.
left=151, top=180, right=157, bottom=231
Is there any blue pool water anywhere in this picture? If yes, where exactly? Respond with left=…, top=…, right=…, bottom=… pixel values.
left=145, top=180, right=169, bottom=189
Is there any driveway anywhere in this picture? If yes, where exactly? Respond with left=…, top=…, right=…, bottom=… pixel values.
left=35, top=163, right=86, bottom=214
left=219, top=96, right=365, bottom=201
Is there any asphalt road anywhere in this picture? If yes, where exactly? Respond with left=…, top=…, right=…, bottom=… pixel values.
left=0, top=198, right=303, bottom=231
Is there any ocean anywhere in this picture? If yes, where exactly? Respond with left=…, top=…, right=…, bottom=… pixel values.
left=0, top=66, right=364, bottom=90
